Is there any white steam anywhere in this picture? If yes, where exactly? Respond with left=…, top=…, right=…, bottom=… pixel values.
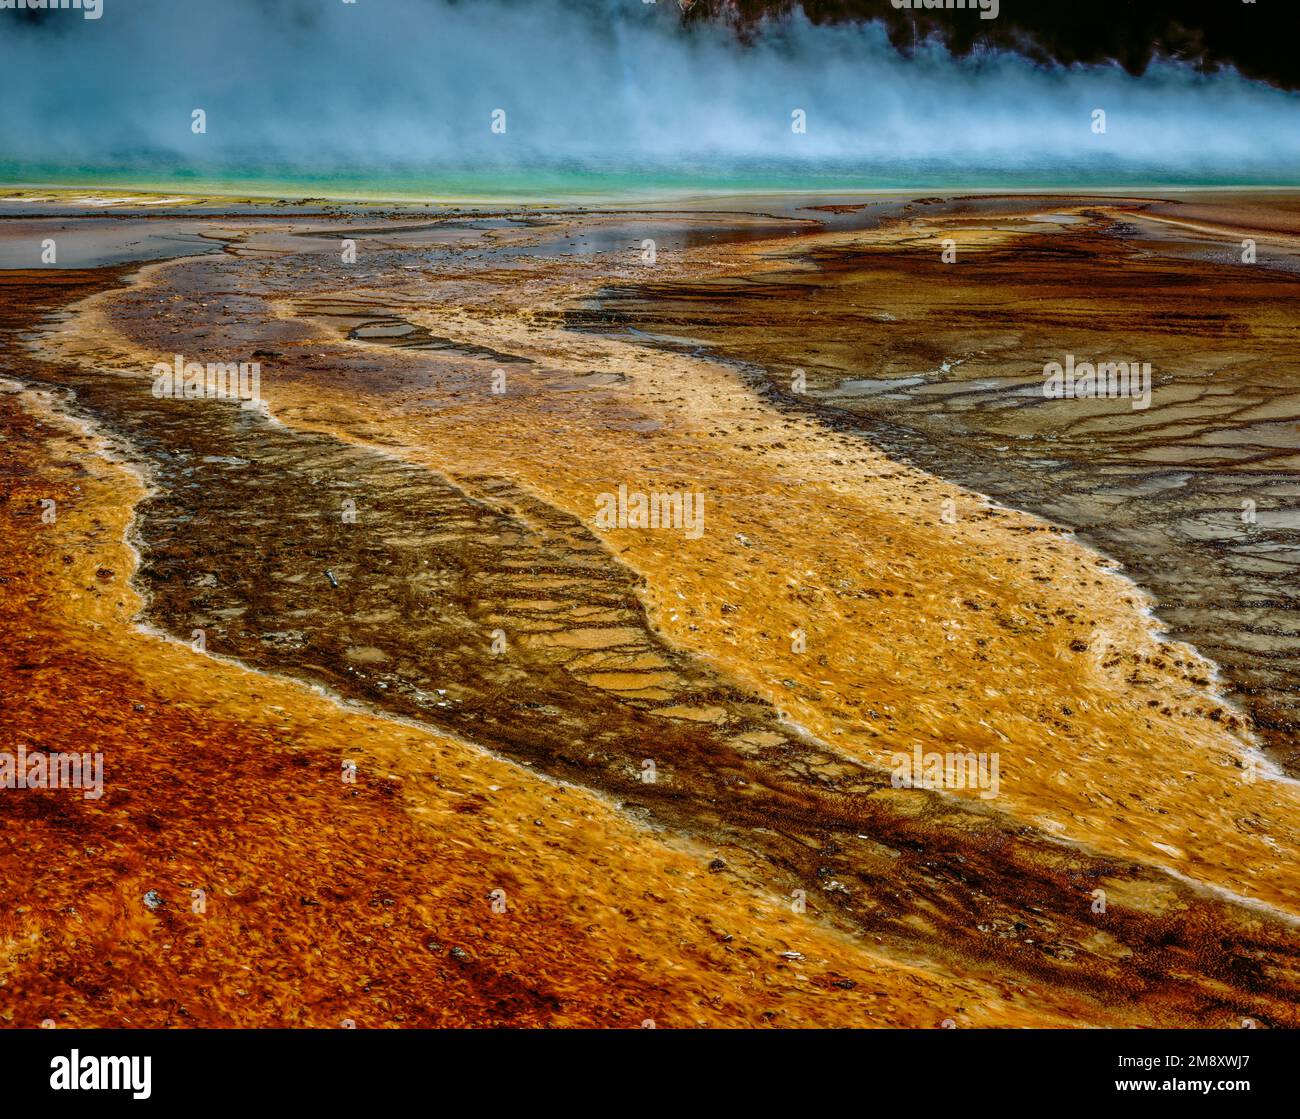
left=0, top=0, right=1297, bottom=184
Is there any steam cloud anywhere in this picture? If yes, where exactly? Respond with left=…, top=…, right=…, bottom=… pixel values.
left=1, top=0, right=1297, bottom=188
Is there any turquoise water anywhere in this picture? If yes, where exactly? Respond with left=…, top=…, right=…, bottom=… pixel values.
left=4, top=160, right=1297, bottom=203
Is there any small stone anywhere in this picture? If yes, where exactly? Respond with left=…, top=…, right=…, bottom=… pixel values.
left=142, top=890, right=163, bottom=911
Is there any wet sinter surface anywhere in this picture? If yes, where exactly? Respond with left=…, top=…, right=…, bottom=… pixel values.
left=573, top=199, right=1300, bottom=773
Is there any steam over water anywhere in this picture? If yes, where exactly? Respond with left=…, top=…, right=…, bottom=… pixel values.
left=2, top=0, right=1299, bottom=192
